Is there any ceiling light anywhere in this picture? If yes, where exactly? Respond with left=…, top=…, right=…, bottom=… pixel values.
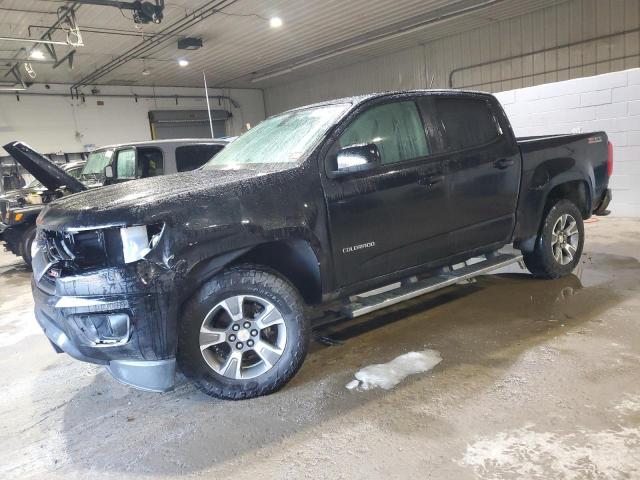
left=29, top=49, right=45, bottom=60
left=269, top=17, right=283, bottom=28
left=141, top=69, right=151, bottom=76
left=178, top=59, right=189, bottom=67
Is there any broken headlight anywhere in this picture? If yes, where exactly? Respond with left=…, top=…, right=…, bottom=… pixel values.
left=120, top=223, right=164, bottom=264
left=39, top=223, right=164, bottom=272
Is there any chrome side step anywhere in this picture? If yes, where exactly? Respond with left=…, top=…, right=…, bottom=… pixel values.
left=343, top=252, right=524, bottom=318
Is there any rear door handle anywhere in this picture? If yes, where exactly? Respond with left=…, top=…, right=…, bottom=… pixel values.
left=494, top=158, right=515, bottom=169
left=417, top=174, right=444, bottom=186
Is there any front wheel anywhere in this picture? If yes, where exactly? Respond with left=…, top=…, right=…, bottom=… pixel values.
left=178, top=265, right=309, bottom=400
left=523, top=199, right=584, bottom=279
left=20, top=225, right=36, bottom=268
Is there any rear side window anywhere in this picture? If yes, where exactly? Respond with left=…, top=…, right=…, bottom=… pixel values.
left=435, top=98, right=501, bottom=151
left=339, top=101, right=429, bottom=165
left=137, top=147, right=164, bottom=178
left=176, top=144, right=225, bottom=172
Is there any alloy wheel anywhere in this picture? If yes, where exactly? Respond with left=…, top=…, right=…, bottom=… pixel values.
left=199, top=295, right=287, bottom=380
left=551, top=213, right=579, bottom=266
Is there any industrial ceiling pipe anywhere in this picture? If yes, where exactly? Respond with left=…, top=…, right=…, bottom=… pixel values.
left=70, top=0, right=238, bottom=94
left=0, top=37, right=71, bottom=46
left=249, top=0, right=504, bottom=84
left=3, top=2, right=82, bottom=85
left=0, top=90, right=240, bottom=108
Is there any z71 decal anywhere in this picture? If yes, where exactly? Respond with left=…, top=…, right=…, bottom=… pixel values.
left=588, top=136, right=603, bottom=144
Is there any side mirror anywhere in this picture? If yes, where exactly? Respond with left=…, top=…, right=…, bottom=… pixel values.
left=334, top=143, right=381, bottom=175
left=104, top=165, right=114, bottom=179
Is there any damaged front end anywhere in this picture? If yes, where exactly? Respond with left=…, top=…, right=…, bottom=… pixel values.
left=31, top=221, right=181, bottom=392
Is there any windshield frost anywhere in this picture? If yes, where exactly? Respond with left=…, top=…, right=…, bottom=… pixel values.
left=205, top=104, right=349, bottom=167
left=81, top=149, right=114, bottom=181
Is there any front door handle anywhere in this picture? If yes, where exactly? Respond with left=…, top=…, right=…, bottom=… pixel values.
left=417, top=174, right=444, bottom=186
left=494, top=158, right=515, bottom=169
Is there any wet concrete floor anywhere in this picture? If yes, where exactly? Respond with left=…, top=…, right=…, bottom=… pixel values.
left=0, top=216, right=639, bottom=479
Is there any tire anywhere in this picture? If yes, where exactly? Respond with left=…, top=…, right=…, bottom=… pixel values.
left=523, top=199, right=584, bottom=279
left=19, top=225, right=36, bottom=269
left=178, top=264, right=309, bottom=400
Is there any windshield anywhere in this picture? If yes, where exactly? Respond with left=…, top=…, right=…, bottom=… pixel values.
left=80, top=149, right=114, bottom=182
left=25, top=165, right=83, bottom=190
left=26, top=178, right=42, bottom=189
left=204, top=103, right=349, bottom=168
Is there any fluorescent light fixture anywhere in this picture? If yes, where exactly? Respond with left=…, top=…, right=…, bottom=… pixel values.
left=269, top=16, right=283, bottom=28
left=178, top=58, right=189, bottom=67
left=29, top=49, right=45, bottom=60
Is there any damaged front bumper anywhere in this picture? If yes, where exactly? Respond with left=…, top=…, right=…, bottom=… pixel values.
left=31, top=248, right=180, bottom=392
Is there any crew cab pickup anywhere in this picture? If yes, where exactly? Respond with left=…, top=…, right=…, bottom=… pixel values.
left=1, top=138, right=229, bottom=266
left=19, top=90, right=613, bottom=399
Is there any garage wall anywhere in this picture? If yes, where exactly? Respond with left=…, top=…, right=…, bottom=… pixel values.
left=495, top=68, right=640, bottom=217
left=0, top=84, right=264, bottom=154
left=264, top=0, right=640, bottom=114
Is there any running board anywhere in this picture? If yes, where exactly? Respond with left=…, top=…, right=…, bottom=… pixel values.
left=343, top=252, right=523, bottom=318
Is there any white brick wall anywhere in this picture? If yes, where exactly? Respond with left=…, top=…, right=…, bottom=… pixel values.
left=495, top=68, right=640, bottom=217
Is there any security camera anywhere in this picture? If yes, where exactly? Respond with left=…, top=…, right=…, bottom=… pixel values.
left=76, top=1, right=164, bottom=24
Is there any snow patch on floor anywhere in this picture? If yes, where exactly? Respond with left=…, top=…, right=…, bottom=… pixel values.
left=346, top=349, right=442, bottom=391
left=614, top=394, right=640, bottom=415
left=461, top=423, right=640, bottom=479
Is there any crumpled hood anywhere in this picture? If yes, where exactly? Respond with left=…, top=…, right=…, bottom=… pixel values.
left=39, top=165, right=296, bottom=231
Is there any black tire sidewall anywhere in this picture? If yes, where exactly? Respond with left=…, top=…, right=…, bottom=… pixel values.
left=20, top=226, right=36, bottom=268
left=178, top=266, right=309, bottom=399
left=535, top=200, right=585, bottom=277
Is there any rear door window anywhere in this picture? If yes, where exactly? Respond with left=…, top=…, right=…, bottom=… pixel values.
left=435, top=98, right=501, bottom=151
left=175, top=144, right=225, bottom=172
left=137, top=147, right=164, bottom=178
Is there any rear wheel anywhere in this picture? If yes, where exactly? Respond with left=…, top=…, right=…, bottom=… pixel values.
left=19, top=225, right=36, bottom=268
left=523, top=199, right=584, bottom=279
left=178, top=265, right=309, bottom=400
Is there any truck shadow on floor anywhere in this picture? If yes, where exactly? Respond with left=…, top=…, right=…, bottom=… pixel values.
left=55, top=252, right=640, bottom=476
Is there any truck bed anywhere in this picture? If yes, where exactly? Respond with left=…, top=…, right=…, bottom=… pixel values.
left=513, top=131, right=611, bottom=246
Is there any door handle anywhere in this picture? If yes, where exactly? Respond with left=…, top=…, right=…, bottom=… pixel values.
left=494, top=158, right=515, bottom=169
left=417, top=174, right=444, bottom=186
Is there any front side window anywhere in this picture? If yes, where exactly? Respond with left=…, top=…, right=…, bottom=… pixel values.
left=435, top=98, right=501, bottom=151
left=176, top=144, right=224, bottom=172
left=115, top=148, right=136, bottom=179
left=204, top=104, right=349, bottom=168
left=338, top=101, right=429, bottom=165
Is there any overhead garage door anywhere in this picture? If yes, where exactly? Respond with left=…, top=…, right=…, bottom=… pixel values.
left=149, top=110, right=231, bottom=139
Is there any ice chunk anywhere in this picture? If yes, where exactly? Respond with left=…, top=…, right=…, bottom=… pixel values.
left=345, top=380, right=360, bottom=390
left=346, top=349, right=442, bottom=391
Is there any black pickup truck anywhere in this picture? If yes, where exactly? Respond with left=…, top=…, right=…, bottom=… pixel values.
left=19, top=90, right=612, bottom=399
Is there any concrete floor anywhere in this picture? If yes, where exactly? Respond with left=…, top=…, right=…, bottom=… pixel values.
left=1, top=217, right=639, bottom=480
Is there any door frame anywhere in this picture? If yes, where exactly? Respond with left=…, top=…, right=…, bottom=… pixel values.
left=318, top=93, right=448, bottom=290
